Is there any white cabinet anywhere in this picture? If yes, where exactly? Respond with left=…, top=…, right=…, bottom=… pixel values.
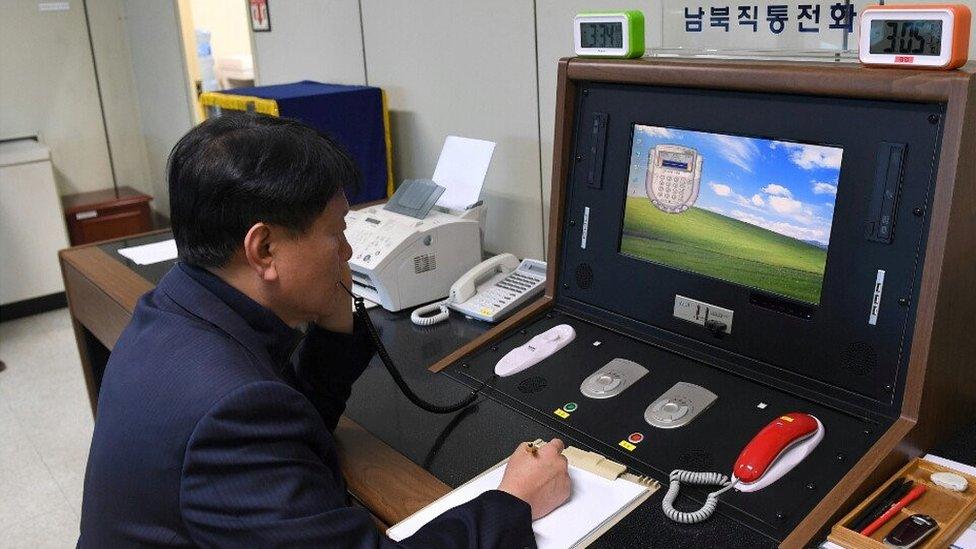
left=0, top=140, right=70, bottom=305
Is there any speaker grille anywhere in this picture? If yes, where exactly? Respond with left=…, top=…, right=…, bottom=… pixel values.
left=841, top=341, right=877, bottom=376
left=517, top=376, right=548, bottom=394
left=413, top=253, right=436, bottom=273
left=575, top=263, right=593, bottom=289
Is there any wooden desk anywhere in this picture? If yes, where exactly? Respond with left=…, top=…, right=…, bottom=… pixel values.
left=58, top=233, right=450, bottom=527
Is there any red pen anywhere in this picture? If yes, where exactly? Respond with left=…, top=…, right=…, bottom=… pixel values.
left=859, top=484, right=928, bottom=537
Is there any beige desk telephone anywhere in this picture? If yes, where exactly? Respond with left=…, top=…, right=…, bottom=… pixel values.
left=411, top=253, right=547, bottom=326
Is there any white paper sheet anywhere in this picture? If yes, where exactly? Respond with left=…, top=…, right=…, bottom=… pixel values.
left=387, top=461, right=648, bottom=548
left=117, top=239, right=178, bottom=265
left=951, top=519, right=976, bottom=549
left=432, top=135, right=496, bottom=211
left=924, top=454, right=976, bottom=477
left=922, top=455, right=976, bottom=549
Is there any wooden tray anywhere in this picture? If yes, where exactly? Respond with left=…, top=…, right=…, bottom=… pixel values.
left=829, top=458, right=976, bottom=548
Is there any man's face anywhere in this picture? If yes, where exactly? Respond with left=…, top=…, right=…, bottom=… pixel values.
left=271, top=193, right=352, bottom=324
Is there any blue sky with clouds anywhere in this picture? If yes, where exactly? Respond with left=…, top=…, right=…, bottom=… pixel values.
left=626, top=124, right=843, bottom=246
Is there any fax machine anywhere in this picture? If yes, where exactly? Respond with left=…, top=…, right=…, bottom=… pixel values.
left=346, top=135, right=496, bottom=312
left=346, top=203, right=483, bottom=312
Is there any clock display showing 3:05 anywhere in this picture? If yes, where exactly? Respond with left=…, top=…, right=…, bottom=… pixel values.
left=869, top=19, right=943, bottom=55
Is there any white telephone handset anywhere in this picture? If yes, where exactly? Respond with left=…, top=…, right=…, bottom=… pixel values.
left=411, top=254, right=547, bottom=326
left=449, top=253, right=520, bottom=304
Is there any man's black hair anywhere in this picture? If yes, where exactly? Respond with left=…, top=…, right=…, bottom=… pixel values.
left=167, top=112, right=360, bottom=267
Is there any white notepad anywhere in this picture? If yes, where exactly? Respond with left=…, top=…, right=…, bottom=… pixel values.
left=387, top=454, right=654, bottom=548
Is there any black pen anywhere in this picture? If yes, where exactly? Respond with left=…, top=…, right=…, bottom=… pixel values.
left=870, top=481, right=914, bottom=522
left=850, top=479, right=912, bottom=531
left=864, top=480, right=914, bottom=530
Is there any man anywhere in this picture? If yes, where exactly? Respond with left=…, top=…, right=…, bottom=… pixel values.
left=78, top=113, right=570, bottom=547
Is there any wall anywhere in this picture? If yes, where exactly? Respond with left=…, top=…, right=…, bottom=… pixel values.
left=1, top=0, right=114, bottom=196
left=122, top=0, right=195, bottom=215
left=0, top=0, right=152, bottom=200
left=250, top=0, right=365, bottom=86
left=86, top=0, right=152, bottom=197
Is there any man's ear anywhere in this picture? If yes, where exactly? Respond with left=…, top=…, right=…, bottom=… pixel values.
left=242, top=222, right=278, bottom=282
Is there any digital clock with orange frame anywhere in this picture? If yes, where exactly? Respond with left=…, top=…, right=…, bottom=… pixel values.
left=859, top=4, right=971, bottom=69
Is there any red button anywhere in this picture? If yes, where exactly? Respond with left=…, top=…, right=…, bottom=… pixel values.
left=628, top=432, right=644, bottom=444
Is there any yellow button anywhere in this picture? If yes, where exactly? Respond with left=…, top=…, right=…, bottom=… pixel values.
left=480, top=308, right=492, bottom=315
left=780, top=415, right=794, bottom=422
left=554, top=408, right=570, bottom=419
left=618, top=440, right=637, bottom=451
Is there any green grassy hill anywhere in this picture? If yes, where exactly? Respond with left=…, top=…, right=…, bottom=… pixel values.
left=620, top=197, right=828, bottom=303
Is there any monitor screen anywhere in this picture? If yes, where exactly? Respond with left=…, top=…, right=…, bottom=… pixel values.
left=621, top=124, right=843, bottom=305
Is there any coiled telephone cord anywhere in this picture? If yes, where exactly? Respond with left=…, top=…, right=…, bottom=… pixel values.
left=411, top=300, right=450, bottom=326
left=661, top=470, right=740, bottom=524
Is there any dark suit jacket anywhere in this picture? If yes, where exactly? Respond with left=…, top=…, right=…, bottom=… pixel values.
left=78, top=263, right=534, bottom=547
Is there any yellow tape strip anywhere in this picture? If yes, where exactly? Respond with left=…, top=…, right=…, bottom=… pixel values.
left=380, top=89, right=394, bottom=197
left=199, top=92, right=280, bottom=117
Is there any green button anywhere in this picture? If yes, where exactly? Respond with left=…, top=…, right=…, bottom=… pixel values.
left=563, top=402, right=578, bottom=412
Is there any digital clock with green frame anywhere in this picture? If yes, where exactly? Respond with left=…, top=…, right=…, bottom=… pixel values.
left=574, top=10, right=645, bottom=58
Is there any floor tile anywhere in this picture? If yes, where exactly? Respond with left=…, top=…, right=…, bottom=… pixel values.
left=0, top=498, right=79, bottom=548
left=0, top=308, right=90, bottom=541
left=0, top=406, right=73, bottom=534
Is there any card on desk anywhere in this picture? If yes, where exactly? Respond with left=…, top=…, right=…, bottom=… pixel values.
left=387, top=446, right=658, bottom=548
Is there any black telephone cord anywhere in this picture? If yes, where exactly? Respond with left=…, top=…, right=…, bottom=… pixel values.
left=344, top=282, right=491, bottom=414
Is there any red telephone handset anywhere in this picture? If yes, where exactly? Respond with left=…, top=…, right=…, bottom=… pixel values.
left=733, top=412, right=820, bottom=484
left=663, top=411, right=825, bottom=523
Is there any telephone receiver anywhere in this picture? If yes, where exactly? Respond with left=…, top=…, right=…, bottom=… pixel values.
left=663, top=412, right=825, bottom=523
left=733, top=412, right=824, bottom=492
left=411, top=253, right=546, bottom=326
left=449, top=253, right=519, bottom=304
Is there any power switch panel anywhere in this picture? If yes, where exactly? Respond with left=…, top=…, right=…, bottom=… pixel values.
left=586, top=112, right=609, bottom=189
left=673, top=295, right=733, bottom=334
left=580, top=358, right=649, bottom=399
left=865, top=142, right=906, bottom=244
left=644, top=382, right=718, bottom=429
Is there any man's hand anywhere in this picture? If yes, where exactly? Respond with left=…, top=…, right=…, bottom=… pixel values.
left=498, top=439, right=571, bottom=520
left=315, top=260, right=354, bottom=334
